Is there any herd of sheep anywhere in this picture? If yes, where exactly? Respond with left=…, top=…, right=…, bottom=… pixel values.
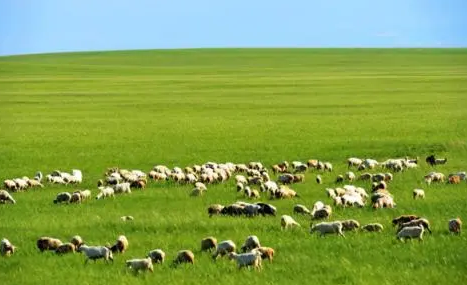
left=1, top=154, right=465, bottom=273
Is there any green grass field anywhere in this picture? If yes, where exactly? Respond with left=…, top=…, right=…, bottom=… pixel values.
left=0, top=48, right=466, bottom=285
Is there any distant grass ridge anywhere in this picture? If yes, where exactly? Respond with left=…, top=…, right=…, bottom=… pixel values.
left=0, top=49, right=466, bottom=285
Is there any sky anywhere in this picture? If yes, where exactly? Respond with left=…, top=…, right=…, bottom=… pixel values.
left=0, top=0, right=466, bottom=56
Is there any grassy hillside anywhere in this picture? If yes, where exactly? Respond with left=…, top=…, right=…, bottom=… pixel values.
left=0, top=48, right=466, bottom=285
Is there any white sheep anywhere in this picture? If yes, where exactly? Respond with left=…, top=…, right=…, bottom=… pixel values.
left=126, top=257, right=153, bottom=273
left=78, top=245, right=114, bottom=264
left=310, top=221, right=345, bottom=237
left=345, top=171, right=356, bottom=182
left=212, top=240, right=236, bottom=260
left=96, top=187, right=115, bottom=199
left=235, top=175, right=248, bottom=185
left=195, top=182, right=207, bottom=191
left=413, top=189, right=425, bottom=199
left=347, top=158, right=363, bottom=168
left=228, top=251, right=263, bottom=271
left=0, top=190, right=16, bottom=204
left=397, top=225, right=424, bottom=242
left=113, top=182, right=131, bottom=194
left=240, top=235, right=261, bottom=252
left=311, top=201, right=325, bottom=216
left=280, top=215, right=301, bottom=230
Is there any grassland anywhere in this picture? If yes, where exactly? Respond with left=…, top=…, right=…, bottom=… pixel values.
left=0, top=48, right=466, bottom=285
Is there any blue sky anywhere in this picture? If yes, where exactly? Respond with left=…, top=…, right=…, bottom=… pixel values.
left=0, top=0, right=466, bottom=56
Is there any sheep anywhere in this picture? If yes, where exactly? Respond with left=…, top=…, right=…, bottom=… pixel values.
left=255, top=202, right=277, bottom=216
left=34, top=171, right=43, bottom=182
left=292, top=174, right=305, bottom=183
left=207, top=204, right=224, bottom=217
left=0, top=190, right=16, bottom=204
left=326, top=188, right=337, bottom=199
left=55, top=243, right=76, bottom=255
left=362, top=223, right=384, bottom=232
left=27, top=179, right=44, bottom=188
left=310, top=221, right=345, bottom=237
left=13, top=178, right=28, bottom=191
left=78, top=245, right=114, bottom=264
left=235, top=175, right=248, bottom=185
left=109, top=235, right=129, bottom=253
left=70, top=235, right=83, bottom=248
left=195, top=182, right=207, bottom=191
left=341, top=219, right=360, bottom=231
left=240, top=235, right=261, bottom=252
left=392, top=215, right=421, bottom=227
left=53, top=192, right=72, bottom=204
left=37, top=237, right=63, bottom=252
left=274, top=186, right=299, bottom=199
left=294, top=163, right=308, bottom=173
left=335, top=175, right=344, bottom=183
left=280, top=215, right=301, bottom=230
left=173, top=250, right=195, bottom=265
left=359, top=173, right=373, bottom=181
left=4, top=180, right=18, bottom=191
left=398, top=218, right=432, bottom=234
left=293, top=204, right=311, bottom=215
left=324, top=162, right=333, bottom=172
left=1, top=238, right=16, bottom=257
left=397, top=225, right=424, bottom=242
left=244, top=204, right=262, bottom=217
left=121, top=215, right=134, bottom=221
left=312, top=205, right=332, bottom=220
left=228, top=251, right=263, bottom=271
left=113, top=182, right=131, bottom=194
left=448, top=175, right=461, bottom=184
left=78, top=189, right=92, bottom=200
left=448, top=218, right=462, bottom=235
left=311, top=201, right=325, bottom=215
left=236, top=182, right=244, bottom=192
left=212, top=240, right=237, bottom=260
left=261, top=181, right=278, bottom=194
left=278, top=174, right=294, bottom=184
left=251, top=246, right=275, bottom=262
left=201, top=237, right=217, bottom=252
left=96, top=187, right=114, bottom=200
left=345, top=171, right=356, bottom=182
left=70, top=192, right=82, bottom=204
left=126, top=257, right=153, bottom=273
left=190, top=187, right=205, bottom=197
left=347, top=158, right=363, bottom=168
left=413, top=189, right=425, bottom=199
left=147, top=249, right=165, bottom=264
left=316, top=175, right=322, bottom=184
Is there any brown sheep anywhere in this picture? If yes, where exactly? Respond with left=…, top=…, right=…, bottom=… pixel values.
left=55, top=243, right=76, bottom=255
left=448, top=218, right=462, bottom=234
left=307, top=159, right=319, bottom=169
left=109, top=235, right=129, bottom=253
left=201, top=237, right=218, bottom=252
left=173, top=250, right=195, bottom=265
left=70, top=192, right=82, bottom=204
left=362, top=223, right=384, bottom=232
left=252, top=246, right=275, bottom=262
left=292, top=174, right=305, bottom=183
left=37, top=237, right=63, bottom=252
left=392, top=215, right=420, bottom=227
left=341, top=219, right=360, bottom=231
left=448, top=175, right=461, bottom=184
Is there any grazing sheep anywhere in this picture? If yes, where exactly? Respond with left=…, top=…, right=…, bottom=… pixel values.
left=256, top=202, right=277, bottom=216
left=70, top=192, right=82, bottom=204
left=207, top=204, right=224, bottom=217
left=294, top=163, right=308, bottom=173
left=78, top=245, right=114, bottom=264
left=323, top=162, right=333, bottom=172
left=37, top=237, right=63, bottom=252
left=113, top=182, right=131, bottom=194
left=244, top=204, right=261, bottom=217
left=212, top=240, right=237, bottom=260
left=345, top=171, right=356, bottom=182
left=359, top=173, right=373, bottom=181
left=280, top=215, right=301, bottom=230
left=55, top=243, right=76, bottom=255
left=121, top=215, right=134, bottom=221
left=347, top=158, right=363, bottom=168
left=448, top=175, right=461, bottom=184
left=147, top=249, right=165, bottom=264
left=448, top=218, right=462, bottom=235
left=341, top=219, right=360, bottom=231
left=126, top=257, right=153, bottom=273
left=397, top=225, right=424, bottom=242
left=335, top=175, right=344, bottom=183
left=1, top=238, right=16, bottom=257
left=27, top=179, right=44, bottom=188
left=0, top=190, right=16, bottom=204
left=4, top=180, right=17, bottom=191
left=201, top=237, right=218, bottom=252
left=34, top=171, right=43, bottom=182
left=310, top=221, right=345, bottom=237
left=362, top=223, right=384, bottom=232
left=173, top=250, right=195, bottom=265
left=326, top=188, right=337, bottom=199
left=70, top=236, right=83, bottom=248
left=398, top=218, right=432, bottom=234
left=251, top=246, right=275, bottom=262
left=392, top=215, right=421, bottom=227
left=78, top=189, right=92, bottom=201
left=311, top=201, right=325, bottom=215
left=413, top=189, right=425, bottom=199
left=312, top=205, right=332, bottom=220
left=190, top=187, right=205, bottom=197
left=228, top=251, right=263, bottom=271
left=278, top=174, right=294, bottom=184
left=109, top=235, right=129, bottom=253
left=195, top=182, right=207, bottom=191
left=292, top=174, right=305, bottom=183
left=241, top=235, right=261, bottom=252
left=96, top=187, right=114, bottom=200
left=293, top=204, right=311, bottom=215
left=316, top=175, right=322, bottom=184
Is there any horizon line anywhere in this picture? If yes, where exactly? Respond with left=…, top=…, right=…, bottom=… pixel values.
left=1, top=46, right=466, bottom=58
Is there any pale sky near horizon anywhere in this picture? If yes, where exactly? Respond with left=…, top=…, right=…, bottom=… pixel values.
left=0, top=0, right=466, bottom=56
